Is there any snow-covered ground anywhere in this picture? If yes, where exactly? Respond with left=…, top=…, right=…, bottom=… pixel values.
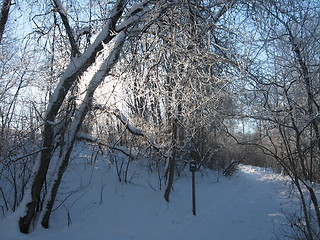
left=0, top=144, right=297, bottom=240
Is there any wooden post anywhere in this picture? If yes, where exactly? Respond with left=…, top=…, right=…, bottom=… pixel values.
left=192, top=169, right=196, bottom=215
left=190, top=160, right=197, bottom=216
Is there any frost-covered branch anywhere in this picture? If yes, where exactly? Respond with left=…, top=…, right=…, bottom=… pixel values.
left=53, top=0, right=80, bottom=57
left=76, top=132, right=136, bottom=159
left=113, top=109, right=144, bottom=136
left=115, top=0, right=153, bottom=32
left=93, top=105, right=165, bottom=155
left=112, top=109, right=164, bottom=154
left=46, top=0, right=126, bottom=120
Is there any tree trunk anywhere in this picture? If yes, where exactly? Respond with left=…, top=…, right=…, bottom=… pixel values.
left=306, top=185, right=320, bottom=231
left=18, top=122, right=54, bottom=233
left=0, top=0, right=11, bottom=44
left=40, top=141, right=74, bottom=228
left=41, top=31, right=126, bottom=228
left=17, top=1, right=134, bottom=233
left=164, top=117, right=178, bottom=202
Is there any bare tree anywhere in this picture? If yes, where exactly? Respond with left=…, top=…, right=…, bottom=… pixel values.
left=225, top=0, right=320, bottom=238
left=111, top=0, right=238, bottom=201
left=18, top=0, right=171, bottom=233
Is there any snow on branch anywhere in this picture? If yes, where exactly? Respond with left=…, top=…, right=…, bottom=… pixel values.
left=76, top=132, right=136, bottom=158
left=113, top=109, right=144, bottom=136
left=47, top=0, right=169, bottom=118
left=115, top=0, right=152, bottom=32
left=53, top=0, right=80, bottom=57
left=107, top=108, right=164, bottom=156
left=46, top=0, right=127, bottom=117
left=93, top=105, right=164, bottom=155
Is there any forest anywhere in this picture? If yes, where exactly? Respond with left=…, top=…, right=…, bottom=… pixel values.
left=0, top=0, right=319, bottom=239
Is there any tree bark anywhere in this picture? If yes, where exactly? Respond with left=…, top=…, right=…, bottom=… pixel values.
left=164, top=117, right=178, bottom=202
left=52, top=0, right=80, bottom=57
left=0, top=0, right=11, bottom=44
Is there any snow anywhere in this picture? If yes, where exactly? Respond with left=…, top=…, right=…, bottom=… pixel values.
left=53, top=0, right=68, bottom=17
left=0, top=144, right=298, bottom=240
left=46, top=0, right=127, bottom=113
left=113, top=109, right=144, bottom=136
left=128, top=1, right=150, bottom=15
left=112, top=109, right=163, bottom=152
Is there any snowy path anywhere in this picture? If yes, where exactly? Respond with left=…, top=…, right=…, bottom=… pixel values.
left=0, top=164, right=293, bottom=240
left=192, top=165, right=290, bottom=239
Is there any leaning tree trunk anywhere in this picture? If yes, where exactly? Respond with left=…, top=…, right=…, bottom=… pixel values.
left=40, top=32, right=126, bottom=228
left=17, top=0, right=154, bottom=233
left=164, top=117, right=178, bottom=202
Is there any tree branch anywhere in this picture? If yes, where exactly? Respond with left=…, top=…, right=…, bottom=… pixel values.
left=0, top=0, right=11, bottom=44
left=53, top=0, right=80, bottom=57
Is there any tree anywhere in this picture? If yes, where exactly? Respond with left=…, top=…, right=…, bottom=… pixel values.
left=113, top=0, right=238, bottom=201
left=18, top=0, right=170, bottom=233
left=0, top=0, right=47, bottom=219
left=225, top=0, right=320, bottom=238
